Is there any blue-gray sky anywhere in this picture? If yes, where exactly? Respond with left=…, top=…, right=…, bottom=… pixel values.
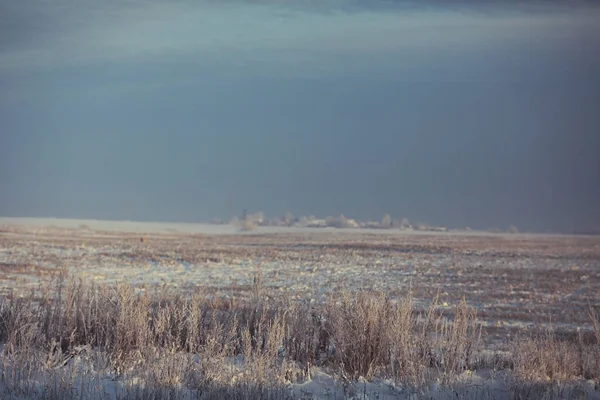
left=1, top=0, right=599, bottom=232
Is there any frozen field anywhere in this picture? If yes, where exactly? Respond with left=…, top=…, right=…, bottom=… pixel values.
left=1, top=217, right=599, bottom=344
left=1, top=218, right=600, bottom=399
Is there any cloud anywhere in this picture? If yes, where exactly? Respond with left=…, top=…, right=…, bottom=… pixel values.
left=2, top=0, right=599, bottom=77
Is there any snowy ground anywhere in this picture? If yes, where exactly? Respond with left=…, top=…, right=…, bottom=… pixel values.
left=0, top=351, right=598, bottom=400
left=1, top=217, right=599, bottom=344
left=0, top=218, right=599, bottom=398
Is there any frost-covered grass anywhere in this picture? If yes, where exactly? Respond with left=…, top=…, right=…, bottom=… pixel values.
left=0, top=221, right=599, bottom=398
left=0, top=276, right=598, bottom=399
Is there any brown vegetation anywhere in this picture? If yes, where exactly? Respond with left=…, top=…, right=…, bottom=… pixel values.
left=0, top=274, right=598, bottom=399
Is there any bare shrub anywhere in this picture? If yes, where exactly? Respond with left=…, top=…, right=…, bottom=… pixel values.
left=589, top=307, right=600, bottom=380
left=325, top=291, right=394, bottom=380
left=282, top=212, right=295, bottom=226
left=240, top=219, right=258, bottom=232
left=282, top=301, right=321, bottom=381
left=1, top=277, right=597, bottom=399
left=393, top=217, right=411, bottom=229
left=512, top=312, right=600, bottom=385
left=380, top=214, right=392, bottom=229
left=435, top=298, right=482, bottom=381
left=244, top=212, right=265, bottom=227
left=324, top=291, right=480, bottom=385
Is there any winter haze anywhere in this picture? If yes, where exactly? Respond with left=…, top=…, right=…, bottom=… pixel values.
left=1, top=0, right=599, bottom=232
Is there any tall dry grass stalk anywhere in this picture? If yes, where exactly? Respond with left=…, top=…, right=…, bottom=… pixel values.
left=512, top=306, right=600, bottom=386
left=325, top=291, right=481, bottom=386
left=0, top=277, right=597, bottom=399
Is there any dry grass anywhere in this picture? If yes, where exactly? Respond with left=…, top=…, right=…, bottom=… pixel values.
left=0, top=275, right=598, bottom=399
left=512, top=311, right=600, bottom=383
left=324, top=291, right=479, bottom=385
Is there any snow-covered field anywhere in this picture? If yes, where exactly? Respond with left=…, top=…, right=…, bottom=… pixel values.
left=1, top=218, right=598, bottom=338
left=0, top=217, right=599, bottom=399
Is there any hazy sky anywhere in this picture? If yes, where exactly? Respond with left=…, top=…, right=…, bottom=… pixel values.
left=1, top=0, right=599, bottom=231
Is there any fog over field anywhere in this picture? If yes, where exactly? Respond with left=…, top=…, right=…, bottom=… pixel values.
left=1, top=0, right=599, bottom=232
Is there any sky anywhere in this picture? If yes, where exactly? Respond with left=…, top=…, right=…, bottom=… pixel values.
left=1, top=0, right=599, bottom=232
